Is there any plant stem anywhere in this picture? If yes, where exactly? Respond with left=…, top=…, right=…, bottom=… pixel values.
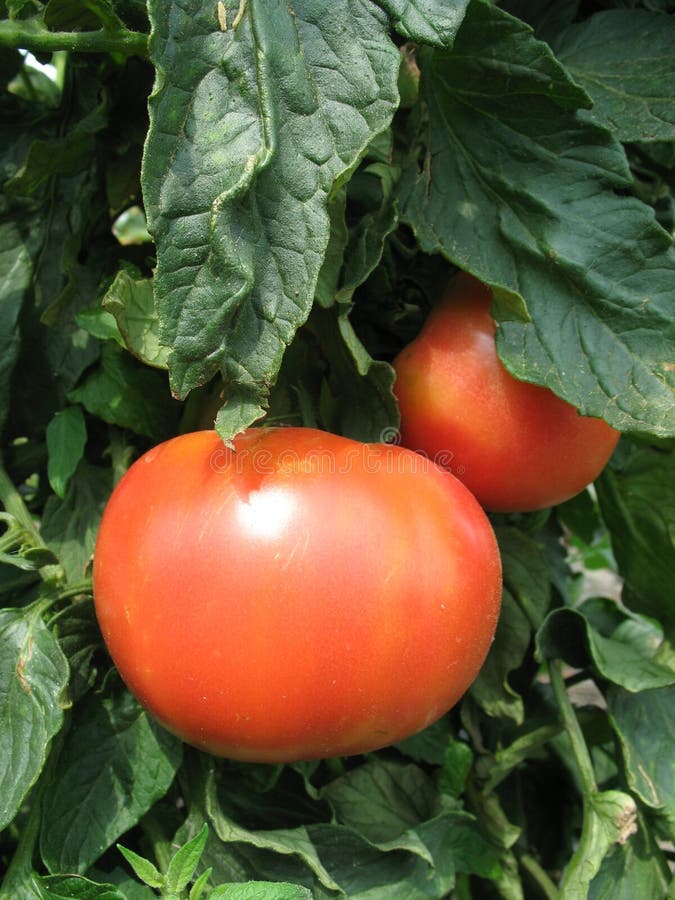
left=0, top=20, right=148, bottom=58
left=548, top=659, right=597, bottom=796
left=519, top=853, right=559, bottom=900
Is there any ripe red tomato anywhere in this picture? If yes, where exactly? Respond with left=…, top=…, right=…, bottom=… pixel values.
left=393, top=273, right=620, bottom=512
left=93, top=427, right=501, bottom=762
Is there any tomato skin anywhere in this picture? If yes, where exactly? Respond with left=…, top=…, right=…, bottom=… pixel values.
left=393, top=274, right=620, bottom=513
left=93, top=427, right=501, bottom=762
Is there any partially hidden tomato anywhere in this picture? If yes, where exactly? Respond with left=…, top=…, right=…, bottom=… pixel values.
left=393, top=273, right=620, bottom=513
left=93, top=427, right=501, bottom=762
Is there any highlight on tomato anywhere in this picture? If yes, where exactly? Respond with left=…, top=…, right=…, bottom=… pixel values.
left=93, top=427, right=502, bottom=762
left=393, top=273, right=620, bottom=513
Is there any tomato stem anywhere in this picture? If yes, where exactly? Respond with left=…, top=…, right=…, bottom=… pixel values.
left=548, top=659, right=597, bottom=796
left=0, top=461, right=46, bottom=551
left=0, top=20, right=148, bottom=58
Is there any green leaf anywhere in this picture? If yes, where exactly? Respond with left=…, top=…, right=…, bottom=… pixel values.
left=0, top=217, right=31, bottom=436
left=596, top=444, right=675, bottom=638
left=608, top=685, right=675, bottom=829
left=587, top=814, right=670, bottom=900
left=46, top=407, right=87, bottom=499
left=188, top=867, right=212, bottom=900
left=401, top=0, right=675, bottom=437
left=75, top=308, right=124, bottom=345
left=142, top=0, right=400, bottom=439
left=536, top=602, right=675, bottom=691
left=165, top=824, right=209, bottom=894
left=497, top=527, right=551, bottom=628
left=321, top=760, right=438, bottom=844
left=39, top=691, right=183, bottom=873
left=469, top=589, right=530, bottom=723
left=560, top=790, right=638, bottom=899
left=37, top=874, right=127, bottom=900
left=68, top=342, right=177, bottom=440
left=115, top=846, right=164, bottom=889
left=375, top=0, right=469, bottom=47
left=51, top=598, right=100, bottom=703
left=394, top=717, right=453, bottom=765
left=502, top=0, right=580, bottom=45
left=208, top=884, right=311, bottom=900
left=436, top=739, right=473, bottom=799
left=43, top=0, right=124, bottom=31
left=554, top=10, right=675, bottom=143
left=0, top=606, right=69, bottom=831
left=102, top=266, right=170, bottom=369
left=41, top=462, right=111, bottom=584
left=310, top=305, right=398, bottom=442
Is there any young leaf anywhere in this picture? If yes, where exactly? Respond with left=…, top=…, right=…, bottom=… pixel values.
left=188, top=867, right=212, bottom=900
left=554, top=10, right=675, bottom=143
left=102, top=267, right=170, bottom=369
left=39, top=691, right=183, bottom=874
left=0, top=606, right=69, bottom=832
left=164, top=823, right=209, bottom=894
left=116, top=846, right=164, bottom=889
left=46, top=407, right=87, bottom=499
left=401, top=0, right=675, bottom=437
left=142, top=0, right=400, bottom=439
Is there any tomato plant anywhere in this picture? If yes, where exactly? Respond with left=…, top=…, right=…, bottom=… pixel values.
left=93, top=427, right=502, bottom=762
left=1, top=1, right=674, bottom=897
left=393, top=273, right=621, bottom=512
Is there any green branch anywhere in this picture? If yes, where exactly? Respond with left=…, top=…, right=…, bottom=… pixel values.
left=0, top=19, right=148, bottom=58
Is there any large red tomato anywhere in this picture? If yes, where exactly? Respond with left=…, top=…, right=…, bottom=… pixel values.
left=393, top=273, right=620, bottom=512
left=93, top=427, right=501, bottom=762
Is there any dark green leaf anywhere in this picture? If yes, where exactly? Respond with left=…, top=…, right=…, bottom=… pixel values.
left=142, top=0, right=400, bottom=438
left=68, top=342, right=176, bottom=440
left=555, top=10, right=675, bottom=142
left=41, top=462, right=111, bottom=584
left=310, top=305, right=398, bottom=442
left=0, top=606, right=69, bottom=831
left=40, top=691, right=183, bottom=873
left=321, top=760, right=437, bottom=843
left=596, top=444, right=675, bottom=638
left=46, top=407, right=87, bottom=499
left=102, top=266, right=170, bottom=369
left=375, top=0, right=469, bottom=47
left=394, top=717, right=453, bottom=765
left=0, top=217, right=31, bottom=436
left=37, top=874, right=126, bottom=900
left=52, top=599, right=100, bottom=703
left=502, top=0, right=580, bottom=44
left=43, top=0, right=124, bottom=31
left=469, top=589, right=530, bottom=723
left=608, top=685, right=675, bottom=830
left=401, top=0, right=675, bottom=437
left=497, top=526, right=551, bottom=628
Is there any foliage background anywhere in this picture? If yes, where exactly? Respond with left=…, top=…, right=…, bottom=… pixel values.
left=0, top=0, right=674, bottom=897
